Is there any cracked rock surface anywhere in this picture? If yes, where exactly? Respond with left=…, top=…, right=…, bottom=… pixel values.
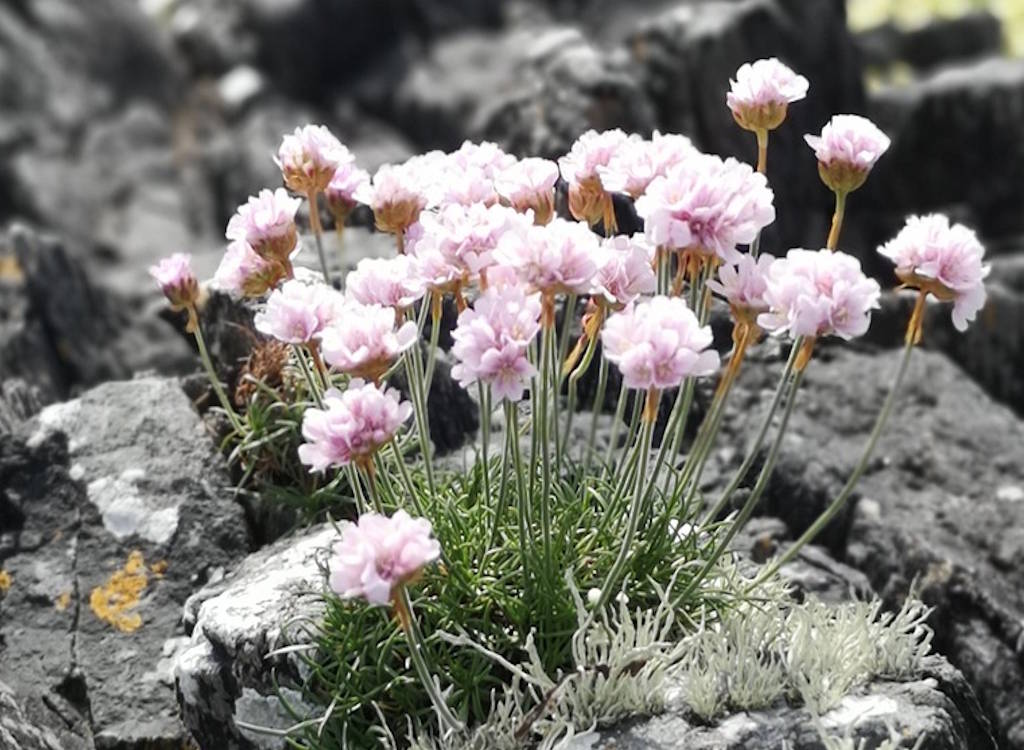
left=0, top=377, right=250, bottom=749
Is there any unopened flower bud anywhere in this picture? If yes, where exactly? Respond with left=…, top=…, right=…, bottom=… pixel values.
left=149, top=253, right=198, bottom=311
left=804, top=115, right=890, bottom=194
left=276, top=124, right=352, bottom=195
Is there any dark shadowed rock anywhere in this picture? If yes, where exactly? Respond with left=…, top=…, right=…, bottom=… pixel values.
left=717, top=345, right=1024, bottom=747
left=856, top=12, right=1003, bottom=72
left=0, top=377, right=250, bottom=749
left=626, top=0, right=865, bottom=255
left=581, top=656, right=993, bottom=749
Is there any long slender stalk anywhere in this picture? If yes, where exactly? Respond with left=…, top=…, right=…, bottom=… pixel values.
left=756, top=128, right=769, bottom=174
left=191, top=315, right=244, bottom=433
left=602, top=378, right=630, bottom=475
left=488, top=399, right=513, bottom=547
left=826, top=190, right=847, bottom=251
left=394, top=587, right=464, bottom=734
left=424, top=293, right=443, bottom=394
left=506, top=401, right=532, bottom=594
left=583, top=355, right=609, bottom=473
left=750, top=319, right=919, bottom=590
left=403, top=336, right=436, bottom=497
left=294, top=346, right=323, bottom=408
left=307, top=190, right=331, bottom=283
left=477, top=383, right=492, bottom=508
left=390, top=439, right=426, bottom=516
left=537, top=323, right=555, bottom=571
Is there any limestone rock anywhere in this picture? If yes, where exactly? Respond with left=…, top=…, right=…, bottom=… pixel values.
left=0, top=377, right=250, bottom=749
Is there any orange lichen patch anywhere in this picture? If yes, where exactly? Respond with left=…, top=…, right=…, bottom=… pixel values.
left=0, top=569, right=12, bottom=593
left=89, top=550, right=149, bottom=633
left=0, top=255, right=23, bottom=282
left=55, top=591, right=72, bottom=611
left=150, top=560, right=169, bottom=578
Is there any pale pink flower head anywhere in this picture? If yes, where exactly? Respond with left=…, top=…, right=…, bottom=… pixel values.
left=253, top=279, right=340, bottom=344
left=707, top=254, right=776, bottom=320
left=597, top=133, right=698, bottom=199
left=319, top=301, right=418, bottom=380
left=325, top=162, right=370, bottom=223
left=345, top=255, right=426, bottom=310
left=358, top=162, right=432, bottom=238
left=149, top=253, right=198, bottom=310
left=878, top=214, right=989, bottom=332
left=328, top=509, right=440, bottom=606
left=602, top=296, right=720, bottom=390
left=559, top=129, right=638, bottom=225
left=213, top=240, right=288, bottom=299
left=299, top=381, right=413, bottom=473
left=442, top=165, right=499, bottom=207
left=226, top=188, right=302, bottom=264
left=494, top=157, right=559, bottom=224
left=493, top=217, right=599, bottom=298
left=635, top=153, right=775, bottom=263
left=727, top=58, right=809, bottom=132
left=804, top=115, right=890, bottom=194
left=758, top=248, right=881, bottom=340
left=277, top=124, right=352, bottom=194
left=449, top=140, right=517, bottom=178
left=593, top=234, right=657, bottom=309
left=451, top=284, right=542, bottom=402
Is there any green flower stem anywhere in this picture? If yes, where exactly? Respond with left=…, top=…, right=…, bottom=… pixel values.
left=505, top=400, right=532, bottom=593
left=602, top=378, right=630, bottom=476
left=477, top=383, right=493, bottom=507
left=679, top=361, right=805, bottom=602
left=403, top=334, right=436, bottom=497
left=613, top=392, right=644, bottom=495
left=826, top=190, right=847, bottom=251
left=423, top=293, right=443, bottom=395
left=595, top=391, right=658, bottom=611
left=488, top=397, right=513, bottom=548
left=191, top=314, right=244, bottom=433
left=345, top=466, right=365, bottom=513
left=751, top=331, right=917, bottom=591
left=701, top=336, right=803, bottom=526
left=562, top=325, right=601, bottom=466
left=537, top=322, right=556, bottom=571
left=657, top=246, right=671, bottom=296
left=293, top=346, right=324, bottom=408
left=394, top=586, right=464, bottom=735
left=583, top=355, right=610, bottom=475
left=756, top=128, right=769, bottom=175
left=390, top=439, right=426, bottom=516
left=360, top=462, right=384, bottom=512
left=307, top=189, right=331, bottom=284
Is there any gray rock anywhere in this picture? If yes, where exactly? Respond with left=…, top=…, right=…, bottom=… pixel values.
left=583, top=656, right=994, bottom=749
left=720, top=345, right=1024, bottom=747
left=176, top=524, right=334, bottom=750
left=865, top=58, right=1024, bottom=250
left=0, top=377, right=250, bottom=749
left=626, top=0, right=865, bottom=254
left=0, top=680, right=62, bottom=750
left=856, top=12, right=1003, bottom=72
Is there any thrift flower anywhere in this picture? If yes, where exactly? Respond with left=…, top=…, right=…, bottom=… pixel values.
left=758, top=248, right=881, bottom=340
left=277, top=124, right=352, bottom=194
left=415, top=202, right=531, bottom=281
left=213, top=240, right=288, bottom=298
left=707, top=253, right=776, bottom=320
left=805, top=115, right=890, bottom=194
left=449, top=140, right=517, bottom=178
left=149, top=253, right=198, bottom=310
left=494, top=157, right=559, bottom=224
left=593, top=234, right=657, bottom=309
left=226, top=188, right=301, bottom=263
left=319, top=302, right=418, bottom=380
left=358, top=162, right=432, bottom=239
left=878, top=214, right=989, bottom=332
left=253, top=279, right=340, bottom=344
left=345, top=256, right=426, bottom=310
left=602, top=296, right=720, bottom=390
left=328, top=509, right=440, bottom=605
left=636, top=153, right=775, bottom=263
left=727, top=58, right=809, bottom=132
left=493, top=217, right=599, bottom=298
left=326, top=163, right=370, bottom=225
left=299, top=381, right=413, bottom=472
left=559, top=129, right=636, bottom=226
left=451, top=284, right=542, bottom=402
left=597, top=132, right=698, bottom=198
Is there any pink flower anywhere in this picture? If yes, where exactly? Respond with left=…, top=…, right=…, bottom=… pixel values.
left=726, top=58, right=809, bottom=131
left=804, top=115, right=890, bottom=193
left=559, top=129, right=638, bottom=224
left=328, top=510, right=440, bottom=605
left=345, top=256, right=426, bottom=309
left=277, top=124, right=352, bottom=194
left=494, top=157, right=559, bottom=224
left=635, top=153, right=775, bottom=263
left=213, top=240, right=287, bottom=298
left=299, top=381, right=413, bottom=473
left=149, top=253, right=198, bottom=309
left=442, top=165, right=498, bottom=206
left=357, top=162, right=432, bottom=237
left=707, top=254, right=776, bottom=316
left=226, top=188, right=302, bottom=263
left=592, top=234, right=657, bottom=309
left=413, top=203, right=531, bottom=282
left=493, top=218, right=599, bottom=296
left=319, top=302, right=418, bottom=380
left=878, top=214, right=989, bottom=331
left=254, top=279, right=340, bottom=344
left=449, top=140, right=517, bottom=178
left=326, top=163, right=370, bottom=222
left=597, top=132, right=698, bottom=198
left=451, top=284, right=542, bottom=402
left=602, top=296, right=720, bottom=390
left=758, top=248, right=881, bottom=340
